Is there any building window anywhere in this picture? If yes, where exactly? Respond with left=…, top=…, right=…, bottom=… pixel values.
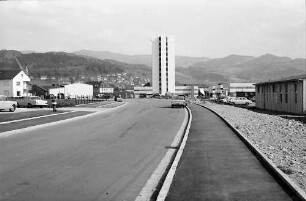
left=280, top=94, right=282, bottom=103
left=257, top=86, right=260, bottom=93
left=272, top=85, right=275, bottom=93
left=16, top=82, right=20, bottom=86
left=17, top=91, right=21, bottom=96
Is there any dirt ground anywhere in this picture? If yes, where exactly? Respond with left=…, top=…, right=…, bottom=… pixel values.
left=200, top=101, right=306, bottom=192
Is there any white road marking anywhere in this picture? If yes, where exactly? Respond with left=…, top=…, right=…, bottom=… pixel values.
left=0, top=111, right=75, bottom=125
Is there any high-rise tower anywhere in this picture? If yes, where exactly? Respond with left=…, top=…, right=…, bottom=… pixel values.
left=152, top=35, right=175, bottom=95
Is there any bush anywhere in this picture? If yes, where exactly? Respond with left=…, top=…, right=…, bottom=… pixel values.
left=47, top=99, right=76, bottom=107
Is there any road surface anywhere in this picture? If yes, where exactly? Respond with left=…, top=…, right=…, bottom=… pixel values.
left=0, top=99, right=185, bottom=201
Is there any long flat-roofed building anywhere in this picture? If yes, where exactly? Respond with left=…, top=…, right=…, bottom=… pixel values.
left=255, top=74, right=306, bottom=115
left=152, top=35, right=175, bottom=95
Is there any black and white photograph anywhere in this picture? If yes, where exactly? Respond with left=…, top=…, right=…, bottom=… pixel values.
left=0, top=0, right=305, bottom=200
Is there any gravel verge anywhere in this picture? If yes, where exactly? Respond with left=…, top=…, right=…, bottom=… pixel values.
left=199, top=101, right=306, bottom=193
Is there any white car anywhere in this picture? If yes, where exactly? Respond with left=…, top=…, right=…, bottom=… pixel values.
left=230, top=97, right=252, bottom=105
left=171, top=96, right=187, bottom=108
left=0, top=95, right=17, bottom=112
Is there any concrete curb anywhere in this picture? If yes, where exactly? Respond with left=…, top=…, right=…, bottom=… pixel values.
left=0, top=102, right=128, bottom=139
left=156, top=107, right=192, bottom=201
left=135, top=107, right=191, bottom=201
left=197, top=103, right=306, bottom=201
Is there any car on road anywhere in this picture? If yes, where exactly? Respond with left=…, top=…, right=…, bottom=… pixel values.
left=229, top=97, right=253, bottom=105
left=0, top=95, right=17, bottom=112
left=171, top=96, right=187, bottom=108
left=14, top=96, right=48, bottom=108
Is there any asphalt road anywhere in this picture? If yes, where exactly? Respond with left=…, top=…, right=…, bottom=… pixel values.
left=165, top=104, right=296, bottom=201
left=0, top=99, right=185, bottom=201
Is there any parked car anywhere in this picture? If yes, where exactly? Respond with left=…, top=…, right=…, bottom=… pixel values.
left=219, top=98, right=228, bottom=104
left=230, top=97, right=252, bottom=105
left=15, top=96, right=48, bottom=108
left=0, top=95, right=17, bottom=112
left=171, top=96, right=187, bottom=108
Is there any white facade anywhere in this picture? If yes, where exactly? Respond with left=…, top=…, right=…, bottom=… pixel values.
left=0, top=71, right=30, bottom=97
left=175, top=86, right=198, bottom=98
left=64, top=83, right=93, bottom=98
left=152, top=35, right=175, bottom=95
left=99, top=87, right=113, bottom=94
left=229, top=83, right=255, bottom=94
left=49, top=87, right=65, bottom=96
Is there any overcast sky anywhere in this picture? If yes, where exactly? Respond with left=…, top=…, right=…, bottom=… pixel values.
left=0, top=0, right=305, bottom=58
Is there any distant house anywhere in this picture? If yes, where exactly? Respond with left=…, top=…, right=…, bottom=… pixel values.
left=0, top=70, right=31, bottom=97
left=87, top=81, right=113, bottom=96
left=255, top=74, right=306, bottom=115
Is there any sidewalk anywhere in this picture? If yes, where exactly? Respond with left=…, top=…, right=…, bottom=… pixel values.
left=165, top=104, right=296, bottom=201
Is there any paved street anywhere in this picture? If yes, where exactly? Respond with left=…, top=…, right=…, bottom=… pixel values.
left=0, top=99, right=185, bottom=201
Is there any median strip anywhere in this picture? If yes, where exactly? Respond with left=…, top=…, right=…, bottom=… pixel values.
left=0, top=111, right=74, bottom=125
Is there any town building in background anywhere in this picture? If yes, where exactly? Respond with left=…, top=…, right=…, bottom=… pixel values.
left=255, top=74, right=306, bottom=115
left=228, top=83, right=255, bottom=98
left=152, top=35, right=175, bottom=95
left=134, top=86, right=153, bottom=98
left=175, top=85, right=198, bottom=98
left=0, top=70, right=31, bottom=97
left=48, top=83, right=93, bottom=99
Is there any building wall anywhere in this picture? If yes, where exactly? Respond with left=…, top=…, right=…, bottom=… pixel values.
left=0, top=80, right=13, bottom=96
left=175, top=86, right=198, bottom=98
left=152, top=36, right=175, bottom=95
left=49, top=88, right=65, bottom=96
left=64, top=83, right=93, bottom=98
left=99, top=88, right=113, bottom=94
left=304, top=80, right=306, bottom=114
left=256, top=80, right=305, bottom=114
left=229, top=83, right=255, bottom=95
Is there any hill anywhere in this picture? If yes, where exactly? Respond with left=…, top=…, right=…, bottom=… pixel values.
left=181, top=54, right=306, bottom=84
left=72, top=50, right=210, bottom=68
left=0, top=50, right=151, bottom=87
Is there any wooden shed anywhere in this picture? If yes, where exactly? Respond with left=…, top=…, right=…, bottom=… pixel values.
left=255, top=75, right=306, bottom=115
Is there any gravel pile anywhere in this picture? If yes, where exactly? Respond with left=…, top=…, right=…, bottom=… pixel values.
left=199, top=102, right=306, bottom=192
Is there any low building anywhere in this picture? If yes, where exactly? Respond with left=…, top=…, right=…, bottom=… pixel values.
left=133, top=85, right=198, bottom=98
left=49, top=87, right=65, bottom=98
left=48, top=83, right=93, bottom=99
left=175, top=85, right=198, bottom=98
left=228, top=83, right=255, bottom=98
left=255, top=75, right=306, bottom=115
left=134, top=86, right=153, bottom=98
left=64, top=83, right=93, bottom=98
left=0, top=70, right=31, bottom=97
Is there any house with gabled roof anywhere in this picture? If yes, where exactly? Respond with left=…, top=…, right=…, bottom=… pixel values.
left=0, top=70, right=31, bottom=97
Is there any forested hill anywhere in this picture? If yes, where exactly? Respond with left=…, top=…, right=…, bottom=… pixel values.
left=0, top=50, right=151, bottom=80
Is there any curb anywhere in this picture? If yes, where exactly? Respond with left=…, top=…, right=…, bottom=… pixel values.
left=156, top=107, right=192, bottom=201
left=197, top=103, right=306, bottom=201
left=135, top=106, right=191, bottom=201
left=0, top=102, right=128, bottom=139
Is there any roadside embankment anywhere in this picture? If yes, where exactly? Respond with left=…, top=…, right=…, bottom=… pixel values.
left=199, top=101, right=306, bottom=193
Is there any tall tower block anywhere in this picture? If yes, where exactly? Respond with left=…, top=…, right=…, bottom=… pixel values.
left=152, top=35, right=175, bottom=95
